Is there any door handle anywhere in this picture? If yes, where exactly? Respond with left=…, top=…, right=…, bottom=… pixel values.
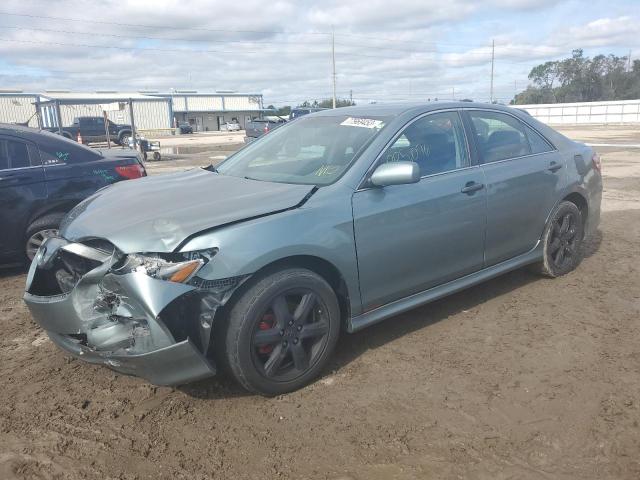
left=461, top=182, right=485, bottom=194
left=548, top=162, right=562, bottom=172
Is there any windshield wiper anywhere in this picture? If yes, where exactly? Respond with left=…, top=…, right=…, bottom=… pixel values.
left=204, top=164, right=219, bottom=173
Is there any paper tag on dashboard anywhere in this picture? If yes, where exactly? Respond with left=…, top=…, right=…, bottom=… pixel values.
left=340, top=117, right=385, bottom=129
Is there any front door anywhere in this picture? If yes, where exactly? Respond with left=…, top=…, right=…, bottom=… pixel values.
left=465, top=109, right=563, bottom=266
left=352, top=111, right=487, bottom=312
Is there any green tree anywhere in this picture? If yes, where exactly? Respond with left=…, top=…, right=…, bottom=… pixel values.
left=297, top=98, right=356, bottom=109
left=513, top=50, right=637, bottom=104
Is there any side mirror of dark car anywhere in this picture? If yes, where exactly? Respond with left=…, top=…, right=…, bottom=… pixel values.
left=370, top=161, right=421, bottom=187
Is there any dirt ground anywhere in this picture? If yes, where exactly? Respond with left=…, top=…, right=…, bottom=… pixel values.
left=1, top=126, right=639, bottom=480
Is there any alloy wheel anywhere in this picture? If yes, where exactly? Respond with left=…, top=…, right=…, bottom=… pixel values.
left=251, top=290, right=330, bottom=382
left=549, top=212, right=578, bottom=269
left=26, top=229, right=58, bottom=261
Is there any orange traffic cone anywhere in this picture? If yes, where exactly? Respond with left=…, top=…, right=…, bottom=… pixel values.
left=77, top=130, right=83, bottom=144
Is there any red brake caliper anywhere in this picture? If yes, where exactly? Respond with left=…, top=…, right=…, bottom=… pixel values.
left=258, top=313, right=275, bottom=355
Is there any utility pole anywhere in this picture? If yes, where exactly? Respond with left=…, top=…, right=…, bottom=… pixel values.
left=332, top=26, right=337, bottom=109
left=452, top=87, right=455, bottom=100
left=628, top=50, right=632, bottom=72
left=350, top=89, right=353, bottom=104
left=490, top=39, right=495, bottom=103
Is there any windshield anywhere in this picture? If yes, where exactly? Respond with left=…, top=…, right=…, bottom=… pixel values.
left=217, top=114, right=389, bottom=185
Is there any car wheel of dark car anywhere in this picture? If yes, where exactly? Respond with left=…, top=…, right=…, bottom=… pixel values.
left=223, top=268, right=340, bottom=395
left=537, top=201, right=584, bottom=278
left=25, top=212, right=66, bottom=262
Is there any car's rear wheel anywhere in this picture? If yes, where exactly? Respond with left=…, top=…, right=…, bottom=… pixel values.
left=25, top=213, right=65, bottom=262
left=223, top=268, right=340, bottom=396
left=536, top=201, right=584, bottom=278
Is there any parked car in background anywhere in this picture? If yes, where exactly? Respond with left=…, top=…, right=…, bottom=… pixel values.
left=244, top=118, right=285, bottom=142
left=223, top=121, right=241, bottom=132
left=178, top=123, right=193, bottom=134
left=0, top=124, right=146, bottom=263
left=23, top=102, right=601, bottom=395
left=290, top=107, right=327, bottom=120
left=44, top=116, right=132, bottom=146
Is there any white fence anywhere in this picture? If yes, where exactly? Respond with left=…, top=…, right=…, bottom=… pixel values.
left=516, top=99, right=640, bottom=125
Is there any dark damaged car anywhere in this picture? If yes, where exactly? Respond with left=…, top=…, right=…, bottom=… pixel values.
left=24, top=103, right=602, bottom=395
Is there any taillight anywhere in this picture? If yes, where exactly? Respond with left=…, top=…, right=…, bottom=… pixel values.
left=592, top=152, right=602, bottom=173
left=115, top=164, right=145, bottom=180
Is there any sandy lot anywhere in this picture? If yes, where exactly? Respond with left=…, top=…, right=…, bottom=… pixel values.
left=1, top=127, right=639, bottom=480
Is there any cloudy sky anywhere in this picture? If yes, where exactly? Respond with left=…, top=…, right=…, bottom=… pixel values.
left=0, top=0, right=638, bottom=106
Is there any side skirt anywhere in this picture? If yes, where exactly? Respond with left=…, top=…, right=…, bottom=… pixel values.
left=347, top=243, right=543, bottom=333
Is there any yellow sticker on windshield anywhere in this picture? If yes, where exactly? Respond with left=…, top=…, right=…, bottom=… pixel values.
left=341, top=117, right=384, bottom=129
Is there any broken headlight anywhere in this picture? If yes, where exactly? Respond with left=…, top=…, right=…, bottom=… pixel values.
left=115, top=249, right=217, bottom=284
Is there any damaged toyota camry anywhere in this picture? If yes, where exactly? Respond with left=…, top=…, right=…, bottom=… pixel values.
left=24, top=102, right=602, bottom=395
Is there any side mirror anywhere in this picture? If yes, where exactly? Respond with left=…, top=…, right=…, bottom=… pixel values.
left=370, top=161, right=421, bottom=187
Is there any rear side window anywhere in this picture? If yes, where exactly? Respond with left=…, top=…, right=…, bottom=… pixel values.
left=0, top=138, right=34, bottom=170
left=468, top=110, right=532, bottom=163
left=38, top=137, right=102, bottom=165
left=524, top=124, right=554, bottom=154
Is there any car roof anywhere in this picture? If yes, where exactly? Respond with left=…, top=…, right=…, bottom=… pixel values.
left=311, top=101, right=518, bottom=118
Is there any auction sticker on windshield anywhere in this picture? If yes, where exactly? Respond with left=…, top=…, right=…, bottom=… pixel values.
left=341, top=117, right=385, bottom=129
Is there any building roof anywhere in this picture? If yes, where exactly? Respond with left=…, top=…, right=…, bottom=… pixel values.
left=39, top=91, right=168, bottom=102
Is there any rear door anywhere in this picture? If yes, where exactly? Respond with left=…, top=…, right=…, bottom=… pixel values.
left=0, top=135, right=46, bottom=259
left=464, top=109, right=563, bottom=266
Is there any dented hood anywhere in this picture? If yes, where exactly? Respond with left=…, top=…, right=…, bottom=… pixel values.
left=61, top=168, right=315, bottom=253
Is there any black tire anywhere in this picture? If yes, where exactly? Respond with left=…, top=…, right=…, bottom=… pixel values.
left=536, top=201, right=584, bottom=278
left=118, top=131, right=131, bottom=146
left=25, top=212, right=66, bottom=262
left=223, top=268, right=340, bottom=396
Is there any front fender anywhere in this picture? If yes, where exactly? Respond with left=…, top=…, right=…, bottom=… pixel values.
left=179, top=194, right=362, bottom=315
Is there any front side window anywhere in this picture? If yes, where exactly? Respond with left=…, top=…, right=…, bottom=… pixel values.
left=380, top=111, right=469, bottom=176
left=469, top=110, right=532, bottom=163
left=218, top=114, right=390, bottom=185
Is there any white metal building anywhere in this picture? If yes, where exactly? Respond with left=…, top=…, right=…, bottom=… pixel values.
left=516, top=99, right=640, bottom=125
left=156, top=91, right=264, bottom=131
left=0, top=91, right=40, bottom=127
left=0, top=90, right=265, bottom=133
left=36, top=92, right=173, bottom=131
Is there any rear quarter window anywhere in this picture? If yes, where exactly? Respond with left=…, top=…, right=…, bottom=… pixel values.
left=524, top=124, right=555, bottom=154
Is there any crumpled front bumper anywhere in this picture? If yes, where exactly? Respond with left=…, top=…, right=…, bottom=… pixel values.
left=23, top=238, right=216, bottom=386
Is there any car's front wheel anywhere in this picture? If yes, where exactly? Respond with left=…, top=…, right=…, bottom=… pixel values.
left=537, top=200, right=584, bottom=277
left=25, top=212, right=65, bottom=262
left=223, top=268, right=340, bottom=395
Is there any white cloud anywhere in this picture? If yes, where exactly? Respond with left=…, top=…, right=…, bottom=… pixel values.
left=0, top=1, right=637, bottom=104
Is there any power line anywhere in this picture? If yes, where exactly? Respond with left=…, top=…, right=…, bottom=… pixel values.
left=0, top=36, right=410, bottom=59
left=0, top=24, right=505, bottom=57
left=0, top=10, right=330, bottom=36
